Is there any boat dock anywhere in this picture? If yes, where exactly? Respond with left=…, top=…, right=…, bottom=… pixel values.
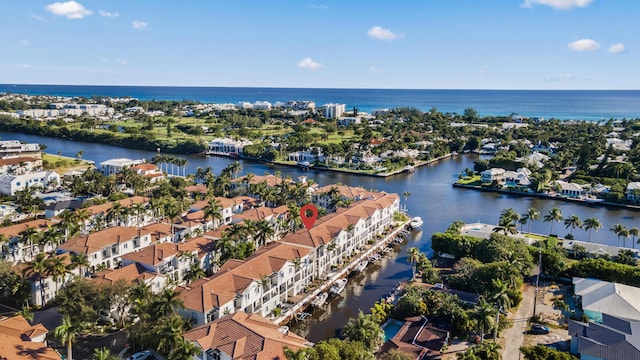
left=273, top=220, right=411, bottom=326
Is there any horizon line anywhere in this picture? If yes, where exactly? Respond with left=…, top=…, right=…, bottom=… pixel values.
left=1, top=83, right=639, bottom=92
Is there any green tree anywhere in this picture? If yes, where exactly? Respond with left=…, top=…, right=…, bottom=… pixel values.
left=340, top=311, right=384, bottom=351
left=407, top=247, right=421, bottom=280
left=526, top=207, right=540, bottom=234
left=583, top=217, right=602, bottom=242
left=93, top=347, right=119, bottom=360
left=564, top=215, right=582, bottom=236
left=610, top=223, right=629, bottom=247
left=521, top=345, right=578, bottom=360
left=54, top=315, right=84, bottom=360
left=543, top=208, right=563, bottom=235
left=469, top=298, right=497, bottom=343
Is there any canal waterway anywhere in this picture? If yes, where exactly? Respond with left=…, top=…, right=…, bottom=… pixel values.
left=3, top=131, right=640, bottom=341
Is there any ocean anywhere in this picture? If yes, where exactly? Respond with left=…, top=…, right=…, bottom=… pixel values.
left=1, top=84, right=639, bottom=121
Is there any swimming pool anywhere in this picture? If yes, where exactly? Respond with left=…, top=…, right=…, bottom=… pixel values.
left=382, top=320, right=404, bottom=341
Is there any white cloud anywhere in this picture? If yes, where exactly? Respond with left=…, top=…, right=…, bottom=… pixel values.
left=22, top=64, right=30, bottom=69
left=132, top=20, right=148, bottom=30
left=115, top=59, right=128, bottom=65
left=608, top=43, right=625, bottom=54
left=369, top=66, right=380, bottom=73
left=99, top=10, right=119, bottom=18
left=46, top=1, right=92, bottom=19
left=310, top=4, right=328, bottom=9
left=30, top=13, right=47, bottom=22
left=368, top=26, right=401, bottom=41
left=479, top=69, right=489, bottom=75
left=522, top=0, right=593, bottom=9
left=297, top=57, right=323, bottom=70
left=21, top=40, right=30, bottom=46
left=544, top=73, right=576, bottom=82
left=568, top=38, right=600, bottom=51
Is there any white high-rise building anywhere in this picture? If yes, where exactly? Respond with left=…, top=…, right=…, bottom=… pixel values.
left=324, top=103, right=346, bottom=119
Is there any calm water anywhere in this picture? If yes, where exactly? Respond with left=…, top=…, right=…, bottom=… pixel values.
left=2, top=84, right=640, bottom=120
left=2, top=131, right=640, bottom=341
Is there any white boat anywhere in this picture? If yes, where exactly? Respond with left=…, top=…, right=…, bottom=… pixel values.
left=330, top=278, right=348, bottom=295
left=353, top=260, right=368, bottom=272
left=410, top=216, right=424, bottom=229
left=311, top=292, right=328, bottom=307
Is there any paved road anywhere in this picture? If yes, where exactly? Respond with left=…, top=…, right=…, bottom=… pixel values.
left=502, top=284, right=535, bottom=360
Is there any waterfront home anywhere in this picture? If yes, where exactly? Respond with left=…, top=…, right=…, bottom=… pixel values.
left=480, top=168, right=506, bottom=184
left=73, top=196, right=151, bottom=230
left=555, top=180, right=585, bottom=198
left=0, top=156, right=42, bottom=176
left=338, top=116, right=361, bottom=126
left=569, top=313, right=640, bottom=359
left=517, top=151, right=550, bottom=168
left=627, top=182, right=640, bottom=203
left=0, top=315, right=61, bottom=360
left=176, top=242, right=313, bottom=325
left=287, top=150, right=324, bottom=163
left=208, top=137, right=253, bottom=156
left=98, top=158, right=144, bottom=176
left=0, top=140, right=41, bottom=159
left=57, top=226, right=156, bottom=271
left=183, top=311, right=312, bottom=360
left=503, top=168, right=531, bottom=188
left=281, top=193, right=400, bottom=279
left=573, top=277, right=640, bottom=323
left=0, top=219, right=58, bottom=263
left=563, top=240, right=640, bottom=259
left=131, top=163, right=164, bottom=183
left=14, top=252, right=82, bottom=306
left=0, top=170, right=60, bottom=195
left=234, top=205, right=289, bottom=242
left=312, top=184, right=387, bottom=210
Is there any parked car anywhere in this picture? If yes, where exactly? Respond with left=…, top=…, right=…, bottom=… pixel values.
left=127, top=350, right=151, bottom=360
left=530, top=324, right=550, bottom=334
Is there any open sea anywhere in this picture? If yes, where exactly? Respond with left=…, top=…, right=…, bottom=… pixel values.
left=1, top=84, right=639, bottom=121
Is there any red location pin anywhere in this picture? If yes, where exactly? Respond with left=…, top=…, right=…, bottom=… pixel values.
left=300, top=204, right=318, bottom=230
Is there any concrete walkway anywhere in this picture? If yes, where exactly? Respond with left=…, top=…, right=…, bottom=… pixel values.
left=501, top=284, right=535, bottom=360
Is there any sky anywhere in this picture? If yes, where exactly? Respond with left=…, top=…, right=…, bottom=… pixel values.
left=1, top=0, right=638, bottom=90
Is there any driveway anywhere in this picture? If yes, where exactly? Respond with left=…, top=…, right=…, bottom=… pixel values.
left=501, top=284, right=535, bottom=360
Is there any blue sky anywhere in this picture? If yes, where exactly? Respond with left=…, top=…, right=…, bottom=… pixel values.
left=1, top=0, right=637, bottom=89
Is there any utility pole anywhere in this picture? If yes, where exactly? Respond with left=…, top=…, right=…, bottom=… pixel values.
left=533, top=248, right=542, bottom=317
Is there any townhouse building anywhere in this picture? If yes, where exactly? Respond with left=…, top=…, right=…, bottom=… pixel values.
left=0, top=219, right=58, bottom=263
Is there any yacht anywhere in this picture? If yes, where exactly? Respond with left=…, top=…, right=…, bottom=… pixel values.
left=353, top=260, right=368, bottom=272
left=330, top=278, right=348, bottom=295
left=410, top=216, right=423, bottom=229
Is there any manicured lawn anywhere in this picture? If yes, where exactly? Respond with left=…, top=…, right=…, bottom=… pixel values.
left=456, top=175, right=481, bottom=185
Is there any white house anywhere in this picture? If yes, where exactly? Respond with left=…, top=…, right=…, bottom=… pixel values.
left=0, top=140, right=40, bottom=159
left=480, top=168, right=506, bottom=184
left=627, top=182, right=640, bottom=203
left=0, top=171, right=60, bottom=196
left=98, top=158, right=144, bottom=176
left=208, top=138, right=253, bottom=155
left=555, top=180, right=585, bottom=198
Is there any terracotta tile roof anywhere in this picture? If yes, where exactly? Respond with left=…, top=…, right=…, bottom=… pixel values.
left=234, top=207, right=276, bottom=222
left=58, top=226, right=154, bottom=255
left=190, top=200, right=209, bottom=211
left=178, top=242, right=311, bottom=313
left=203, top=225, right=230, bottom=239
left=183, top=311, right=310, bottom=360
left=81, top=196, right=149, bottom=216
left=186, top=184, right=208, bottom=194
left=0, top=156, right=41, bottom=166
left=0, top=219, right=57, bottom=238
left=273, top=205, right=289, bottom=215
left=140, top=222, right=173, bottom=242
left=132, top=163, right=157, bottom=171
left=233, top=174, right=289, bottom=187
left=0, top=315, right=61, bottom=360
left=120, top=242, right=180, bottom=266
left=314, top=184, right=387, bottom=201
left=379, top=317, right=448, bottom=359
left=13, top=252, right=72, bottom=280
left=90, top=263, right=160, bottom=286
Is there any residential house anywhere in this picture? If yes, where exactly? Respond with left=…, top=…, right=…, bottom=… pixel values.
left=281, top=193, right=400, bottom=279
left=573, top=277, right=640, bottom=323
left=517, top=151, right=550, bottom=169
left=77, top=196, right=151, bottom=231
left=627, top=182, right=640, bottom=203
left=338, top=117, right=361, bottom=126
left=0, top=315, right=61, bottom=360
left=0, top=156, right=42, bottom=176
left=555, top=180, right=585, bottom=198
left=98, top=158, right=144, bottom=176
left=569, top=313, right=640, bottom=359
left=503, top=168, right=531, bottom=188
left=0, top=171, right=61, bottom=195
left=15, top=252, right=82, bottom=306
left=480, top=168, right=506, bottom=184
left=57, top=226, right=156, bottom=271
left=183, top=311, right=312, bottom=360
left=131, top=163, right=164, bottom=183
left=176, top=242, right=313, bottom=325
left=378, top=316, right=449, bottom=359
left=312, top=184, right=387, bottom=210
left=208, top=138, right=253, bottom=156
left=0, top=140, right=41, bottom=159
left=0, top=219, right=58, bottom=263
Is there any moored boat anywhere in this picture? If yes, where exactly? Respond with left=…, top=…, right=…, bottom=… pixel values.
left=330, top=278, right=348, bottom=295
left=353, top=260, right=368, bottom=272
left=410, top=216, right=423, bottom=229
left=311, top=292, right=329, bottom=307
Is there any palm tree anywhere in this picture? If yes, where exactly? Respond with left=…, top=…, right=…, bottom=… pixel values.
left=69, top=252, right=90, bottom=277
left=518, top=215, right=528, bottom=232
left=155, top=314, right=187, bottom=355
left=153, top=287, right=184, bottom=319
left=402, top=191, right=411, bottom=212
left=203, top=197, right=223, bottom=230
left=30, top=253, right=48, bottom=305
left=610, top=224, right=628, bottom=247
left=93, top=347, right=119, bottom=360
left=284, top=347, right=311, bottom=360
left=489, top=279, right=512, bottom=310
left=44, top=256, right=69, bottom=293
left=407, top=247, right=421, bottom=280
left=254, top=220, right=275, bottom=247
left=526, top=207, right=540, bottom=234
left=19, top=227, right=41, bottom=261
left=469, top=298, right=496, bottom=343
left=499, top=208, right=519, bottom=225
left=564, top=215, right=582, bottom=235
left=167, top=337, right=200, bottom=360
left=583, top=217, right=602, bottom=242
left=543, top=207, right=563, bottom=235
left=340, top=311, right=384, bottom=351
left=54, top=315, right=83, bottom=360
left=183, top=262, right=206, bottom=283
left=493, top=216, right=517, bottom=235
left=630, top=227, right=640, bottom=249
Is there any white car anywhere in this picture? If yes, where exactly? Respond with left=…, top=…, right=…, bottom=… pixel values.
left=127, top=350, right=151, bottom=360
